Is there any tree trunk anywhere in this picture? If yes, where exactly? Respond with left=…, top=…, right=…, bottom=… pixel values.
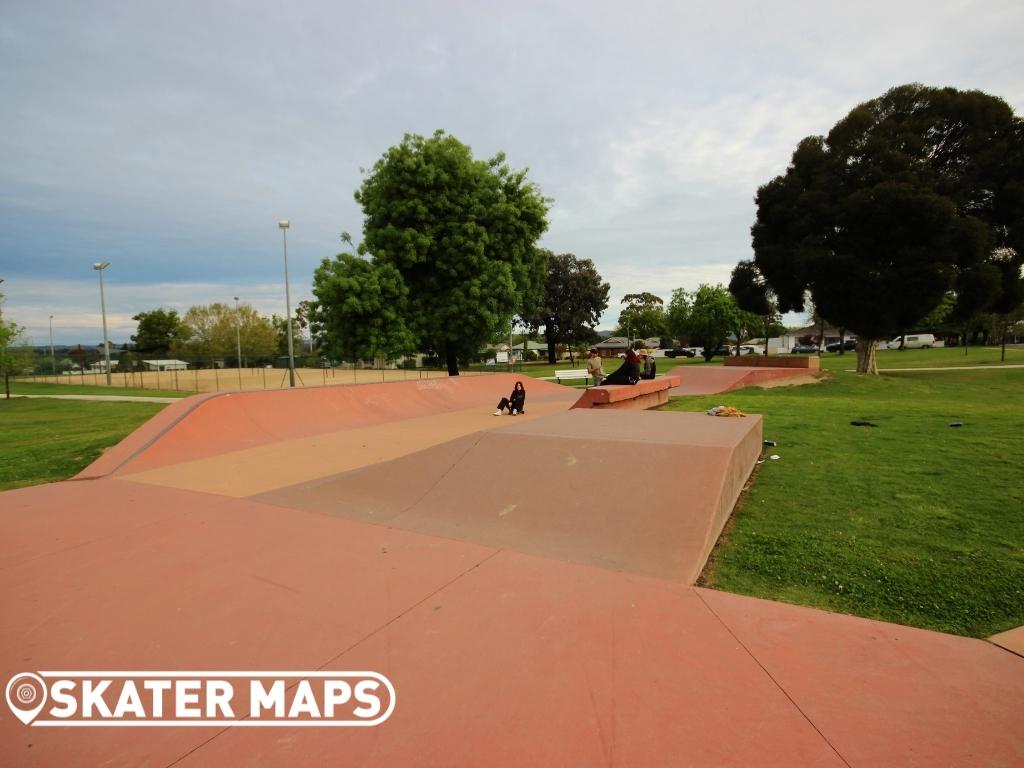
left=1002, top=321, right=1008, bottom=362
left=445, top=341, right=459, bottom=376
left=855, top=340, right=879, bottom=374
left=546, top=325, right=556, bottom=365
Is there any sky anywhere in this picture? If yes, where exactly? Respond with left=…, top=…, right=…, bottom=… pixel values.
left=1, top=0, right=1022, bottom=346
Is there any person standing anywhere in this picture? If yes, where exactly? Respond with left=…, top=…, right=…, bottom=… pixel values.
left=586, top=348, right=605, bottom=387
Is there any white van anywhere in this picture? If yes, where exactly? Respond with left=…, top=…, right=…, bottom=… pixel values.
left=885, top=333, right=942, bottom=349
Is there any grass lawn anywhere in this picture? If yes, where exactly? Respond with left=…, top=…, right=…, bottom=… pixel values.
left=9, top=381, right=191, bottom=398
left=661, top=367, right=1024, bottom=637
left=816, top=344, right=1023, bottom=371
left=0, top=398, right=166, bottom=490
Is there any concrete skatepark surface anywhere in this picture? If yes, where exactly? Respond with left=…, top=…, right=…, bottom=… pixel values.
left=1, top=372, right=1022, bottom=766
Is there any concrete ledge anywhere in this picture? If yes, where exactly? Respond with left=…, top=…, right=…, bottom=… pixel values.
left=725, top=355, right=820, bottom=369
left=571, top=377, right=671, bottom=410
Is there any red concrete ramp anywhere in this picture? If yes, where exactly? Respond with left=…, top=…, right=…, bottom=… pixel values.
left=79, top=374, right=577, bottom=477
left=666, top=365, right=816, bottom=395
left=255, top=409, right=762, bottom=583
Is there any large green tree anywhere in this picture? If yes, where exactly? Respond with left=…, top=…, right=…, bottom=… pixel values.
left=686, top=284, right=740, bottom=361
left=615, top=292, right=667, bottom=340
left=351, top=130, right=549, bottom=375
left=748, top=84, right=1023, bottom=373
left=522, top=251, right=609, bottom=364
left=131, top=309, right=186, bottom=357
left=310, top=254, right=416, bottom=365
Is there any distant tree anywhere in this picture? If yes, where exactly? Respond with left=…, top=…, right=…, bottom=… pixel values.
left=311, top=253, right=416, bottom=365
left=0, top=293, right=30, bottom=395
left=131, top=309, right=185, bottom=357
left=521, top=251, right=609, bottom=364
left=989, top=252, right=1024, bottom=360
left=354, top=130, right=549, bottom=375
left=686, top=284, right=740, bottom=361
left=615, top=292, right=667, bottom=340
left=729, top=260, right=781, bottom=355
left=173, top=303, right=277, bottom=365
left=665, top=288, right=691, bottom=345
left=270, top=314, right=304, bottom=358
left=748, top=84, right=1023, bottom=374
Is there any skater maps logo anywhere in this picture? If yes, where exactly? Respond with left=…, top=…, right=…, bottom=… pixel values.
left=5, top=671, right=395, bottom=727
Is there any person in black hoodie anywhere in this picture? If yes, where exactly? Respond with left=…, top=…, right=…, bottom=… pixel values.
left=601, top=347, right=641, bottom=385
left=494, top=380, right=527, bottom=415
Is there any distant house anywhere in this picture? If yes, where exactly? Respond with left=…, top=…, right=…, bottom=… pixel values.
left=88, top=360, right=118, bottom=372
left=593, top=336, right=629, bottom=358
left=770, top=325, right=849, bottom=355
left=143, top=359, right=188, bottom=372
left=592, top=336, right=660, bottom=359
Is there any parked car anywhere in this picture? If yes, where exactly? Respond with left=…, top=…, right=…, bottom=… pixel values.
left=884, top=333, right=940, bottom=349
left=825, top=339, right=857, bottom=352
left=791, top=344, right=818, bottom=354
left=664, top=348, right=696, bottom=358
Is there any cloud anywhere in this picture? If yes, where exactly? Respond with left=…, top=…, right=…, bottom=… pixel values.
left=4, top=278, right=311, bottom=347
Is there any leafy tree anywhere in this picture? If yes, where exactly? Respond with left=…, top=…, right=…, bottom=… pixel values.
left=521, top=251, right=609, bottom=364
left=0, top=293, right=31, bottom=396
left=352, top=130, right=549, bottom=375
left=729, top=260, right=781, bottom=355
left=310, top=253, right=416, bottom=365
left=989, top=252, right=1024, bottom=360
left=748, top=84, right=1023, bottom=373
left=686, top=284, right=740, bottom=361
left=173, top=303, right=277, bottom=365
left=665, top=288, right=691, bottom=344
left=131, top=309, right=186, bottom=357
left=270, top=314, right=305, bottom=358
left=615, top=292, right=667, bottom=340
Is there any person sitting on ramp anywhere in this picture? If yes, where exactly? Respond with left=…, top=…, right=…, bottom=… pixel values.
left=601, top=347, right=641, bottom=385
left=494, top=380, right=527, bottom=415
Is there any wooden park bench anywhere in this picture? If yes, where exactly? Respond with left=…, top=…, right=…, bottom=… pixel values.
left=553, top=369, right=593, bottom=387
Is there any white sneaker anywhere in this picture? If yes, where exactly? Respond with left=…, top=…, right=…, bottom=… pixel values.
left=493, top=410, right=501, bottom=416
left=511, top=409, right=518, bottom=415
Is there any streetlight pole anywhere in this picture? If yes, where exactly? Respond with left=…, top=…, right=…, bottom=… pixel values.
left=49, top=315, right=55, bottom=376
left=234, top=296, right=242, bottom=390
left=278, top=220, right=296, bottom=387
left=92, top=261, right=112, bottom=386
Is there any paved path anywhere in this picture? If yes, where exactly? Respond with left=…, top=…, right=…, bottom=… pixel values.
left=843, top=364, right=1024, bottom=374
left=8, top=393, right=183, bottom=403
left=1, top=375, right=1020, bottom=766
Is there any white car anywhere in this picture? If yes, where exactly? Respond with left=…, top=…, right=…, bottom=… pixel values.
left=884, top=334, right=940, bottom=349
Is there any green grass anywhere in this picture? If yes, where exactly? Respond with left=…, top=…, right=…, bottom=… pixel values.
left=9, top=380, right=191, bottom=398
left=0, top=398, right=166, bottom=490
left=818, top=344, right=1023, bottom=371
left=662, top=368, right=1024, bottom=637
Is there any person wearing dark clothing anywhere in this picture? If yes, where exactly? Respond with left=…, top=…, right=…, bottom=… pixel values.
left=494, top=380, right=527, bottom=415
left=600, top=347, right=641, bottom=385
left=640, top=349, right=657, bottom=379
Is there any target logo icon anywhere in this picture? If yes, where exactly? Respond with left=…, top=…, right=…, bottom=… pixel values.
left=6, top=672, right=48, bottom=725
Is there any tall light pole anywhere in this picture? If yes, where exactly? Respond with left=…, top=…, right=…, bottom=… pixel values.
left=92, top=261, right=112, bottom=386
left=234, top=296, right=242, bottom=389
left=49, top=315, right=55, bottom=376
left=278, top=220, right=296, bottom=387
